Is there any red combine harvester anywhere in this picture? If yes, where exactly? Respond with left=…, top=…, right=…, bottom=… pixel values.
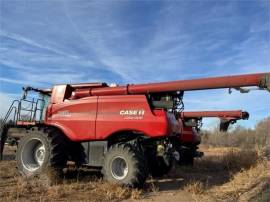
left=177, top=110, right=249, bottom=165
left=0, top=73, right=269, bottom=187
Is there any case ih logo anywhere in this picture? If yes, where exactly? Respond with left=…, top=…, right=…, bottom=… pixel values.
left=119, top=109, right=144, bottom=117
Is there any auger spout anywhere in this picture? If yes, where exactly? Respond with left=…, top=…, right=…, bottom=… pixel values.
left=70, top=72, right=270, bottom=98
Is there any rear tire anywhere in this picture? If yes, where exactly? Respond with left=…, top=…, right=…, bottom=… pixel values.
left=16, top=127, right=68, bottom=185
left=102, top=143, right=148, bottom=188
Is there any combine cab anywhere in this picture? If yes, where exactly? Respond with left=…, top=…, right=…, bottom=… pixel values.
left=0, top=72, right=269, bottom=187
left=0, top=87, right=51, bottom=159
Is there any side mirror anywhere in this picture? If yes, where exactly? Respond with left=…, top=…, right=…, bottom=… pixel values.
left=22, top=87, right=28, bottom=99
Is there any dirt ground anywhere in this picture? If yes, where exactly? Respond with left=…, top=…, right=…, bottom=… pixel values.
left=0, top=146, right=269, bottom=202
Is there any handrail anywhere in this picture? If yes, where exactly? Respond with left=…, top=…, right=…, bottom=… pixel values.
left=1, top=97, right=46, bottom=161
left=3, top=100, right=19, bottom=124
left=2, top=98, right=46, bottom=125
left=32, top=99, right=45, bottom=122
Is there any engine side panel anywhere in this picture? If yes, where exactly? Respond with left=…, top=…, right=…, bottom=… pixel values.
left=46, top=97, right=98, bottom=141
left=96, top=95, right=170, bottom=139
left=46, top=95, right=178, bottom=141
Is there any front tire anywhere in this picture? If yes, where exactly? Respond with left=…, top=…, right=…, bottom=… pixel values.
left=102, top=144, right=148, bottom=188
left=16, top=127, right=68, bottom=184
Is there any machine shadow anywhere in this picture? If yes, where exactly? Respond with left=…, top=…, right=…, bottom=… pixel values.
left=144, top=159, right=236, bottom=192
left=62, top=167, right=103, bottom=183
left=62, top=158, right=234, bottom=192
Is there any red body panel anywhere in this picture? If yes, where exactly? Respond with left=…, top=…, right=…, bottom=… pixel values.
left=45, top=95, right=180, bottom=141
left=181, top=127, right=200, bottom=144
left=95, top=95, right=178, bottom=139
left=178, top=121, right=201, bottom=145
left=46, top=97, right=98, bottom=141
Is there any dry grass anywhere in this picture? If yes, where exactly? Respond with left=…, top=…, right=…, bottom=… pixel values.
left=3, top=178, right=143, bottom=202
left=1, top=146, right=269, bottom=202
left=1, top=117, right=269, bottom=201
left=199, top=116, right=270, bottom=201
left=211, top=160, right=270, bottom=201
left=0, top=161, right=143, bottom=202
left=184, top=181, right=205, bottom=195
left=173, top=145, right=269, bottom=201
left=147, top=177, right=160, bottom=193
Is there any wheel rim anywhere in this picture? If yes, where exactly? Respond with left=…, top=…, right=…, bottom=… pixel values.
left=111, top=156, right=128, bottom=180
left=35, top=144, right=45, bottom=166
left=21, top=138, right=46, bottom=172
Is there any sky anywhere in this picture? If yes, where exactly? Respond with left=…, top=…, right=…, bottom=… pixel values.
left=0, top=0, right=270, bottom=129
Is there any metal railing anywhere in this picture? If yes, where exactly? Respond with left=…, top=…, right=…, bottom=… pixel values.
left=3, top=98, right=45, bottom=125
left=3, top=100, right=19, bottom=124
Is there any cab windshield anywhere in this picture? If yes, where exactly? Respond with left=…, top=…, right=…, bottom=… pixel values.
left=38, top=93, right=51, bottom=121
left=17, top=92, right=51, bottom=122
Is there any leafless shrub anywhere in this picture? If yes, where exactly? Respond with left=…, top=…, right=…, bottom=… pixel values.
left=221, top=149, right=258, bottom=171
left=201, top=117, right=270, bottom=152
